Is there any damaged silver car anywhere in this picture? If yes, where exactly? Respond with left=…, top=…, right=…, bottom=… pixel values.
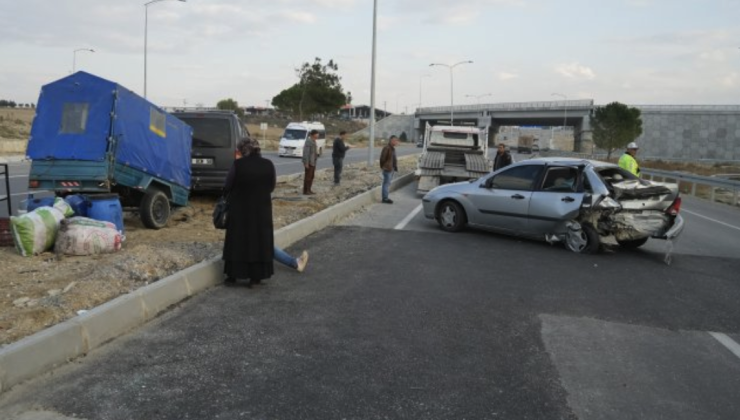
left=421, top=157, right=684, bottom=263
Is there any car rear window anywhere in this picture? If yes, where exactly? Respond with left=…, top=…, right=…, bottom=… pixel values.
left=179, top=117, right=232, bottom=148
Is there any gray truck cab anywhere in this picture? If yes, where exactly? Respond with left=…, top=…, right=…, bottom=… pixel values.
left=172, top=110, right=249, bottom=192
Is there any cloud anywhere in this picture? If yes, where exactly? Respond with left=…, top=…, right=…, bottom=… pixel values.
left=273, top=10, right=316, bottom=24
left=555, top=63, right=596, bottom=80
left=498, top=72, right=520, bottom=81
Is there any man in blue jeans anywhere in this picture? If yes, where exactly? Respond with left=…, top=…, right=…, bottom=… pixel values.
left=274, top=247, right=308, bottom=272
left=379, top=135, right=399, bottom=204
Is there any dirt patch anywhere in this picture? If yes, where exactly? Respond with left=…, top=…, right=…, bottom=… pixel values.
left=0, top=157, right=417, bottom=346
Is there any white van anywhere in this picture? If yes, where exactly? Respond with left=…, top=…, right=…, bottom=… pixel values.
left=278, top=121, right=326, bottom=158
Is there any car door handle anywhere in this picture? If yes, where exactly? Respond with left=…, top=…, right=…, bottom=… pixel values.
left=511, top=194, right=525, bottom=200
left=561, top=196, right=575, bottom=202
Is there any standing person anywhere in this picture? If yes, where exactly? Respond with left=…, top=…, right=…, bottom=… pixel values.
left=619, top=142, right=641, bottom=177
left=493, top=143, right=512, bottom=171
left=223, top=138, right=276, bottom=288
left=379, top=135, right=399, bottom=204
left=302, top=129, right=319, bottom=195
left=332, top=130, right=352, bottom=185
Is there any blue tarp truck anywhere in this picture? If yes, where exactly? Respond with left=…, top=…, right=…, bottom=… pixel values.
left=26, top=71, right=192, bottom=229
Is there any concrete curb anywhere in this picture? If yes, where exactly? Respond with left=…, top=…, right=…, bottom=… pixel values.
left=0, top=172, right=416, bottom=394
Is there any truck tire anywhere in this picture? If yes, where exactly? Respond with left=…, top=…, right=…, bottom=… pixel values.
left=436, top=200, right=466, bottom=232
left=140, top=189, right=170, bottom=230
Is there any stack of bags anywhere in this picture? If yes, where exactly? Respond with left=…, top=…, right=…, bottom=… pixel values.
left=10, top=197, right=123, bottom=257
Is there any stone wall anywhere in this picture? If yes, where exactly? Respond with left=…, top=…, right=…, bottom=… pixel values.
left=351, top=115, right=416, bottom=142
left=635, top=111, right=740, bottom=161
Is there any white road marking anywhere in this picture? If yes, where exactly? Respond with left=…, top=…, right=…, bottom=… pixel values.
left=682, top=209, right=740, bottom=232
left=709, top=332, right=740, bottom=360
left=394, top=204, right=423, bottom=230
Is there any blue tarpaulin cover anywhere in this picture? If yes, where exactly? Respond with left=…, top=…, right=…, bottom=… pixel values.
left=27, top=71, right=192, bottom=189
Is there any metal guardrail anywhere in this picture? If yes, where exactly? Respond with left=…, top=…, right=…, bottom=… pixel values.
left=418, top=99, right=594, bottom=114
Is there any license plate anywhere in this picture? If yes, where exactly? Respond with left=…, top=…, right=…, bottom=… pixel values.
left=191, top=158, right=213, bottom=165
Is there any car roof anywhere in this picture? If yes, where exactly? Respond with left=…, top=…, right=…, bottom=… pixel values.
left=521, top=157, right=617, bottom=168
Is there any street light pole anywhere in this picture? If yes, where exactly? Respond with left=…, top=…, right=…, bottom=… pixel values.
left=430, top=60, right=473, bottom=125
left=368, top=0, right=378, bottom=166
left=72, top=48, right=95, bottom=73
left=144, top=0, right=186, bottom=99
left=551, top=92, right=567, bottom=129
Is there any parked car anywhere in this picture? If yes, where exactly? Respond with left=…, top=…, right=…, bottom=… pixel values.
left=172, top=110, right=248, bottom=192
left=421, top=157, right=684, bottom=260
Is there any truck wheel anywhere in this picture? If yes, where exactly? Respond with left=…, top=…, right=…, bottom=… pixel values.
left=436, top=200, right=466, bottom=232
left=140, top=189, right=170, bottom=230
left=565, top=222, right=600, bottom=254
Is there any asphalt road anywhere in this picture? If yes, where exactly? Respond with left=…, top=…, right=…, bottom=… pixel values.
left=1, top=180, right=739, bottom=419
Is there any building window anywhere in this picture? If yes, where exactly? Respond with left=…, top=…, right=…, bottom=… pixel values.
left=60, top=103, right=89, bottom=134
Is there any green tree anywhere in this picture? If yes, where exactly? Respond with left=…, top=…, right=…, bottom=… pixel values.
left=592, top=102, right=643, bottom=159
left=272, top=57, right=347, bottom=120
left=216, top=98, right=245, bottom=119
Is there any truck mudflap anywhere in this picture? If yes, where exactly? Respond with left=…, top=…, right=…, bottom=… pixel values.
left=419, top=151, right=445, bottom=170
left=464, top=153, right=490, bottom=173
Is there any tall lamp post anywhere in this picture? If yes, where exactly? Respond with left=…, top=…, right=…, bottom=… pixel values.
left=465, top=93, right=492, bottom=105
left=430, top=60, right=473, bottom=125
left=144, top=0, right=186, bottom=98
left=551, top=92, right=567, bottom=129
left=367, top=0, right=378, bottom=166
left=72, top=48, right=94, bottom=73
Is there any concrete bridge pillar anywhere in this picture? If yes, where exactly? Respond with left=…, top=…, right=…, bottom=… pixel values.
left=577, top=114, right=594, bottom=154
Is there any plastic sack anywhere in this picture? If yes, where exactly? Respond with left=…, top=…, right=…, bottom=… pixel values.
left=54, top=217, right=122, bottom=256
left=10, top=206, right=66, bottom=257
left=52, top=197, right=74, bottom=217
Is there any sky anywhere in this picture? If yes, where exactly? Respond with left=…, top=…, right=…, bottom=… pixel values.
left=1, top=0, right=739, bottom=112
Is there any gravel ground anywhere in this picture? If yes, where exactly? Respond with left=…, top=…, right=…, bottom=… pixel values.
left=0, top=158, right=417, bottom=346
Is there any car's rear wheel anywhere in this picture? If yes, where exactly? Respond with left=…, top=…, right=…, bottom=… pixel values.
left=564, top=222, right=600, bottom=254
left=617, top=237, right=649, bottom=249
left=436, top=200, right=466, bottom=232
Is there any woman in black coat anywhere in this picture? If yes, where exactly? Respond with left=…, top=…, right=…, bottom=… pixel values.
left=223, top=138, right=276, bottom=287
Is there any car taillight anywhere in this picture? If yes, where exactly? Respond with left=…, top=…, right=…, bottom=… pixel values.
left=29, top=180, right=39, bottom=188
left=666, top=196, right=682, bottom=216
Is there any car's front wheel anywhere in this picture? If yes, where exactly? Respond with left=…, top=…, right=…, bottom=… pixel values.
left=564, top=222, right=600, bottom=254
left=617, top=237, right=649, bottom=249
left=436, top=200, right=466, bottom=232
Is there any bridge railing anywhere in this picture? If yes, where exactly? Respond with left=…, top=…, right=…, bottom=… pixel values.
left=633, top=104, right=740, bottom=112
left=418, top=99, right=594, bottom=114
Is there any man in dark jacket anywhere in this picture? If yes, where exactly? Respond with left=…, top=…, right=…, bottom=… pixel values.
left=379, top=135, right=399, bottom=204
left=332, top=130, right=352, bottom=185
left=302, top=130, right=319, bottom=195
left=493, top=143, right=513, bottom=171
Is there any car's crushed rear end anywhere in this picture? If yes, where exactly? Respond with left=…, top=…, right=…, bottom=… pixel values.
left=584, top=168, right=685, bottom=263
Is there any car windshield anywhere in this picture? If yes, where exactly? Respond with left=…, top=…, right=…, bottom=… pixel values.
left=282, top=129, right=307, bottom=140
left=179, top=117, right=232, bottom=148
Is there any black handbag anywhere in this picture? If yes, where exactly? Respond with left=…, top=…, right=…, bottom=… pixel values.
left=212, top=194, right=230, bottom=229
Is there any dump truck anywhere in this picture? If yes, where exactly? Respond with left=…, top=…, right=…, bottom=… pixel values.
left=415, top=124, right=491, bottom=194
left=26, top=71, right=192, bottom=229
left=517, top=134, right=535, bottom=154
